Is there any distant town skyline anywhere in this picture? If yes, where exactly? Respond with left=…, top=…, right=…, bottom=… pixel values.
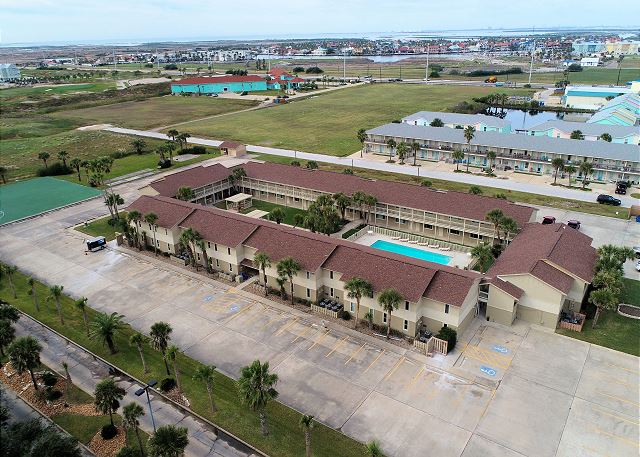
left=1, top=0, right=639, bottom=45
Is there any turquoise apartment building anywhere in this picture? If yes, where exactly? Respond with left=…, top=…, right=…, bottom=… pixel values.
left=171, top=75, right=268, bottom=94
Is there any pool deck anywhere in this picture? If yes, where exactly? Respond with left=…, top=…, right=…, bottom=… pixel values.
left=353, top=233, right=472, bottom=269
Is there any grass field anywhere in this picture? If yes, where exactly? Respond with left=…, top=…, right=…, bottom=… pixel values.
left=240, top=199, right=308, bottom=225
left=75, top=214, right=125, bottom=241
left=177, top=84, right=534, bottom=156
left=0, top=82, right=117, bottom=107
left=622, top=278, right=640, bottom=306
left=52, top=96, right=260, bottom=130
left=0, top=267, right=365, bottom=457
left=0, top=177, right=101, bottom=224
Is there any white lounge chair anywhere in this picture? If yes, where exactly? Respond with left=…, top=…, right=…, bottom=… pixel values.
left=399, top=238, right=409, bottom=242
left=391, top=236, right=401, bottom=240
left=440, top=247, right=451, bottom=251
left=417, top=242, right=428, bottom=246
left=408, top=240, right=418, bottom=244
left=428, top=244, right=439, bottom=249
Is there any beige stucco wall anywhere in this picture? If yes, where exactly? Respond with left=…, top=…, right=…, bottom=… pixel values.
left=486, top=286, right=517, bottom=326
left=516, top=304, right=559, bottom=328
left=498, top=273, right=565, bottom=316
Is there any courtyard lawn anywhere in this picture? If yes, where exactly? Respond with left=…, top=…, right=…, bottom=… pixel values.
left=52, top=96, right=259, bottom=130
left=75, top=214, right=125, bottom=241
left=622, top=278, right=640, bottom=306
left=53, top=413, right=150, bottom=449
left=240, top=199, right=308, bottom=225
left=0, top=267, right=365, bottom=457
left=170, top=84, right=535, bottom=156
left=0, top=177, right=101, bottom=224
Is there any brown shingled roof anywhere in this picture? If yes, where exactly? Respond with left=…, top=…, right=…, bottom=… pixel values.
left=148, top=164, right=231, bottom=198
left=178, top=209, right=258, bottom=247
left=530, top=260, right=574, bottom=294
left=488, top=277, right=524, bottom=299
left=126, top=195, right=193, bottom=228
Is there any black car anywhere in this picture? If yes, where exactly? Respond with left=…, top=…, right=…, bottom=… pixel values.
left=597, top=194, right=622, bottom=206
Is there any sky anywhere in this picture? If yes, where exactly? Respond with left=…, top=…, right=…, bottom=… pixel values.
left=1, top=0, right=639, bottom=45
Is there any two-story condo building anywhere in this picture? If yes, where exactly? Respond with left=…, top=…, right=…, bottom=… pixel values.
left=527, top=119, right=639, bottom=145
left=402, top=111, right=512, bottom=133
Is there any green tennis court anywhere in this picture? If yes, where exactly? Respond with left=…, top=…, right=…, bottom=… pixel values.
left=0, top=177, right=101, bottom=224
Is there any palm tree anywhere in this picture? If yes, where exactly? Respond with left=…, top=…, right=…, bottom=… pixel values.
left=47, top=284, right=65, bottom=325
left=90, top=312, right=125, bottom=354
left=364, top=310, right=374, bottom=329
left=293, top=213, right=305, bottom=228
left=345, top=277, right=373, bottom=329
left=333, top=192, right=351, bottom=220
left=167, top=129, right=179, bottom=142
left=570, top=130, right=583, bottom=140
left=579, top=161, right=594, bottom=189
left=499, top=217, right=519, bottom=241
left=268, top=208, right=286, bottom=224
left=486, top=151, right=496, bottom=171
left=366, top=440, right=385, bottom=457
left=253, top=252, right=271, bottom=295
left=595, top=245, right=634, bottom=274
left=57, top=151, right=68, bottom=168
left=229, top=167, right=247, bottom=192
left=589, top=288, right=617, bottom=328
left=470, top=242, right=493, bottom=273
left=166, top=345, right=182, bottom=391
left=276, top=257, right=301, bottom=305
left=396, top=141, right=408, bottom=164
left=385, top=139, right=396, bottom=161
left=197, top=239, right=209, bottom=272
left=551, top=158, right=565, bottom=185
left=193, top=365, right=217, bottom=413
left=357, top=128, right=367, bottom=157
left=463, top=126, right=475, bottom=172
left=452, top=150, right=464, bottom=171
left=62, top=361, right=72, bottom=397
left=127, top=210, right=143, bottom=248
left=176, top=186, right=195, bottom=201
left=237, top=360, right=279, bottom=436
left=131, top=139, right=147, bottom=155
left=0, top=320, right=16, bottom=358
left=300, top=415, right=314, bottom=457
left=429, top=118, right=444, bottom=127
left=485, top=209, right=504, bottom=245
left=0, top=303, right=19, bottom=322
left=148, top=425, right=189, bottom=457
left=564, top=164, right=576, bottom=187
left=599, top=133, right=612, bottom=142
left=69, top=158, right=82, bottom=181
left=38, top=151, right=50, bottom=168
left=378, top=288, right=402, bottom=339
left=363, top=194, right=378, bottom=224
left=130, top=333, right=150, bottom=373
left=94, top=378, right=125, bottom=426
left=8, top=336, right=42, bottom=391
left=144, top=212, right=159, bottom=256
left=0, top=165, right=7, bottom=184
left=75, top=297, right=89, bottom=336
left=411, top=141, right=420, bottom=166
left=122, top=402, right=145, bottom=454
left=3, top=264, right=18, bottom=298
left=150, top=322, right=173, bottom=376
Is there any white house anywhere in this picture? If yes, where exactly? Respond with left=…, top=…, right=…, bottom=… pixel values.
left=0, top=64, right=20, bottom=81
left=580, top=57, right=599, bottom=67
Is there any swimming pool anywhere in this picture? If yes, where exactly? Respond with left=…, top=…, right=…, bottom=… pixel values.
left=370, top=240, right=452, bottom=265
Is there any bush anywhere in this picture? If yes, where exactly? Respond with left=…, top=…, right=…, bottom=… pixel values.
left=290, top=160, right=301, bottom=167
left=567, top=63, right=583, bottom=72
left=45, top=389, right=63, bottom=401
left=429, top=70, right=440, bottom=78
left=158, top=159, right=172, bottom=169
left=116, top=447, right=140, bottom=457
left=421, top=179, right=433, bottom=187
left=41, top=371, right=58, bottom=387
left=305, top=66, right=323, bottom=74
left=468, top=185, right=483, bottom=195
left=160, top=377, right=176, bottom=392
left=436, top=326, right=457, bottom=352
left=523, top=83, right=531, bottom=88
left=449, top=69, right=460, bottom=75
left=343, top=168, right=354, bottom=175
left=179, top=146, right=207, bottom=155
left=164, top=64, right=178, bottom=70
left=292, top=66, right=304, bottom=73
left=37, top=162, right=72, bottom=177
left=491, top=244, right=503, bottom=258
left=391, top=119, right=401, bottom=123
left=495, top=193, right=508, bottom=200
left=144, top=63, right=154, bottom=68
left=101, top=424, right=118, bottom=440
left=341, top=310, right=352, bottom=321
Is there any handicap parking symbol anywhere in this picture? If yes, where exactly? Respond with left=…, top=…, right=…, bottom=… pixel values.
left=230, top=305, right=239, bottom=312
left=492, top=345, right=509, bottom=354
left=203, top=295, right=214, bottom=302
left=480, top=366, right=497, bottom=377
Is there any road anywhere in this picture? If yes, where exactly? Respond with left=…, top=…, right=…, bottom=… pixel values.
left=104, top=127, right=639, bottom=208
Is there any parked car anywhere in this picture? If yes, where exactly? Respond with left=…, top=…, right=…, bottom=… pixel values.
left=633, top=246, right=640, bottom=258
left=615, top=182, right=628, bottom=195
left=636, top=260, right=640, bottom=272
left=567, top=220, right=581, bottom=229
left=542, top=216, right=556, bottom=225
left=597, top=194, right=621, bottom=206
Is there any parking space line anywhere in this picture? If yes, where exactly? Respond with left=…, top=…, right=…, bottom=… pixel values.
left=259, top=314, right=281, bottom=330
left=326, top=336, right=349, bottom=357
left=345, top=343, right=365, bottom=365
left=596, top=390, right=640, bottom=407
left=308, top=330, right=330, bottom=350
left=243, top=311, right=264, bottom=325
left=592, top=407, right=639, bottom=426
left=579, top=444, right=610, bottom=457
left=606, top=362, right=637, bottom=374
left=223, top=304, right=253, bottom=323
left=591, top=427, right=640, bottom=448
left=274, top=317, right=298, bottom=336
left=406, top=366, right=425, bottom=389
left=382, top=355, right=405, bottom=380
left=291, top=326, right=313, bottom=343
left=363, top=349, right=387, bottom=374
left=598, top=374, right=636, bottom=389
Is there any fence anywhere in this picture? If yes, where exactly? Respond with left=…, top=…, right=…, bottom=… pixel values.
left=311, top=304, right=339, bottom=319
left=349, top=225, right=472, bottom=253
left=557, top=313, right=586, bottom=332
left=413, top=336, right=449, bottom=355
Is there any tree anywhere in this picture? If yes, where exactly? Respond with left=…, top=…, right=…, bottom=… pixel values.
left=167, top=129, right=179, bottom=142
left=570, top=130, right=583, bottom=140
left=176, top=186, right=195, bottom=201
left=75, top=297, right=90, bottom=336
left=193, top=365, right=217, bottom=413
left=470, top=242, right=493, bottom=273
left=486, top=150, right=496, bottom=171
left=253, top=252, right=271, bottom=295
left=430, top=118, right=444, bottom=127
left=8, top=336, right=42, bottom=391
left=366, top=440, right=385, bottom=457
left=57, top=151, right=68, bottom=168
left=411, top=141, right=420, bottom=166
left=589, top=288, right=617, bottom=328
left=463, top=126, right=475, bottom=172
left=145, top=212, right=159, bottom=256
left=130, top=333, right=150, bottom=373
left=230, top=167, right=247, bottom=192
left=163, top=141, right=177, bottom=162
left=3, top=419, right=83, bottom=457
left=385, top=139, right=396, bottom=160
left=485, top=208, right=504, bottom=245
left=378, top=288, right=402, bottom=339
left=69, top=158, right=82, bottom=181
left=122, top=402, right=145, bottom=454
left=127, top=210, right=143, bottom=249
left=300, top=415, right=314, bottom=457
left=0, top=303, right=19, bottom=323
left=131, top=138, right=147, bottom=154
left=90, top=312, right=124, bottom=354
left=38, top=151, right=50, bottom=168
left=345, top=277, right=373, bottom=329
left=148, top=425, right=189, bottom=457
left=105, top=192, right=125, bottom=220
left=293, top=213, right=305, bottom=228
left=599, top=133, right=612, bottom=142
left=94, top=378, right=125, bottom=426
left=150, top=322, right=173, bottom=376
left=595, top=245, right=634, bottom=274
left=237, top=360, right=279, bottom=436
left=62, top=361, right=72, bottom=397
left=165, top=345, right=182, bottom=391
left=363, top=194, right=378, bottom=224
left=333, top=192, right=351, bottom=220
left=47, top=284, right=65, bottom=325
left=499, top=217, right=519, bottom=241
left=579, top=161, right=593, bottom=189
left=24, top=276, right=40, bottom=312
left=0, top=165, right=6, bottom=184
left=0, top=320, right=16, bottom=358
left=396, top=141, right=408, bottom=164
left=4, top=264, right=17, bottom=299
left=357, top=128, right=367, bottom=157
left=268, top=207, right=286, bottom=224
left=452, top=150, right=464, bottom=171
left=276, top=257, right=301, bottom=305
left=592, top=269, right=624, bottom=298
left=179, top=228, right=200, bottom=268
left=197, top=239, right=209, bottom=273
left=551, top=158, right=565, bottom=185
left=564, top=164, right=576, bottom=187
left=176, top=133, right=191, bottom=151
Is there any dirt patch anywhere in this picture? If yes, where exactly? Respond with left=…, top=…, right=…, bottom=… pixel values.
left=163, top=386, right=190, bottom=408
left=89, top=426, right=127, bottom=457
left=77, top=123, right=113, bottom=131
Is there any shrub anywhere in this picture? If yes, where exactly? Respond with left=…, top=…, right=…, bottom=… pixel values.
left=290, top=160, right=301, bottom=167
left=164, top=64, right=178, bottom=70
left=429, top=70, right=440, bottom=78
left=160, top=377, right=176, bottom=392
left=45, top=389, right=63, bottom=401
left=101, top=424, right=118, bottom=440
left=179, top=146, right=207, bottom=155
left=343, top=168, right=354, bottom=175
left=144, top=63, right=154, bottom=68
left=523, top=83, right=531, bottom=88
left=292, top=66, right=305, bottom=73
left=495, top=193, right=508, bottom=200
left=567, top=63, right=583, bottom=72
left=158, top=159, right=172, bottom=169
left=305, top=66, right=323, bottom=74
left=449, top=69, right=460, bottom=75
left=491, top=244, right=503, bottom=258
left=391, top=119, right=401, bottom=123
left=116, top=447, right=140, bottom=457
left=341, top=310, right=352, bottom=321
left=421, top=179, right=432, bottom=187
left=436, top=326, right=457, bottom=352
left=469, top=185, right=483, bottom=195
left=41, top=371, right=58, bottom=387
left=37, top=162, right=72, bottom=177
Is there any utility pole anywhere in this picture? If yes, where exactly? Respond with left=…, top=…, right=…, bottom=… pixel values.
left=113, top=49, right=117, bottom=72
left=528, top=39, right=535, bottom=85
left=267, top=47, right=271, bottom=72
left=156, top=48, right=159, bottom=71
left=343, top=50, right=346, bottom=80
left=425, top=44, right=430, bottom=81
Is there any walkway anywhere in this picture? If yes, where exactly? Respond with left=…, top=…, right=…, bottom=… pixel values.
left=103, top=127, right=638, bottom=208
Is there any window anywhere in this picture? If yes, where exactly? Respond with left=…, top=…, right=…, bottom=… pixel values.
left=376, top=214, right=386, bottom=220
left=330, top=288, right=334, bottom=297
left=395, top=217, right=406, bottom=224
left=214, top=244, right=218, bottom=251
left=156, top=240, right=160, bottom=247
left=403, top=320, right=408, bottom=331
left=216, top=259, right=220, bottom=267
left=329, top=271, right=334, bottom=279
left=197, top=253, right=201, bottom=261
left=405, top=301, right=410, bottom=311
left=229, top=265, right=233, bottom=272
left=383, top=312, right=387, bottom=324
left=207, top=242, right=211, bottom=248
left=227, top=247, right=231, bottom=255
left=445, top=304, right=450, bottom=314
left=449, top=229, right=460, bottom=235
left=294, top=197, right=300, bottom=202
left=306, top=271, right=311, bottom=279
left=350, top=302, right=355, bottom=312
left=165, top=229, right=168, bottom=235
left=306, top=288, right=310, bottom=298
left=470, top=233, right=482, bottom=239
left=423, top=223, right=433, bottom=230
left=443, top=323, right=448, bottom=328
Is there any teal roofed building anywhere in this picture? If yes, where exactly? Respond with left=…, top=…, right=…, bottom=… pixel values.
left=587, top=93, right=640, bottom=127
left=171, top=75, right=268, bottom=94
left=562, top=85, right=632, bottom=110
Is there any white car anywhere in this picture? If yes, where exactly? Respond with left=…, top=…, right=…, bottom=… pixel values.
left=636, top=260, right=640, bottom=272
left=634, top=246, right=640, bottom=258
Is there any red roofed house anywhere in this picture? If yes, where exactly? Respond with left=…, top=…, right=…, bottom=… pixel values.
left=267, top=68, right=306, bottom=90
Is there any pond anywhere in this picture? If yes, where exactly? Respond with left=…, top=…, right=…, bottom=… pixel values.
left=482, top=108, right=591, bottom=131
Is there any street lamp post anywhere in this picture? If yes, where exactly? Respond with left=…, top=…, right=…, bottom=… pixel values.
left=135, top=379, right=158, bottom=432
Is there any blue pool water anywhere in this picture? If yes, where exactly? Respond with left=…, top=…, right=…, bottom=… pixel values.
left=370, top=240, right=452, bottom=265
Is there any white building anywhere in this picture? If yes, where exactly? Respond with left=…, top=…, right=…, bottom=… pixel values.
left=562, top=85, right=633, bottom=110
left=0, top=63, right=20, bottom=81
left=210, top=50, right=251, bottom=62
left=580, top=57, right=599, bottom=67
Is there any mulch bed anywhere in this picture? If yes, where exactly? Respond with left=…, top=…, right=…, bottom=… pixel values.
left=618, top=304, right=640, bottom=318
left=163, top=386, right=190, bottom=408
left=89, top=426, right=127, bottom=457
